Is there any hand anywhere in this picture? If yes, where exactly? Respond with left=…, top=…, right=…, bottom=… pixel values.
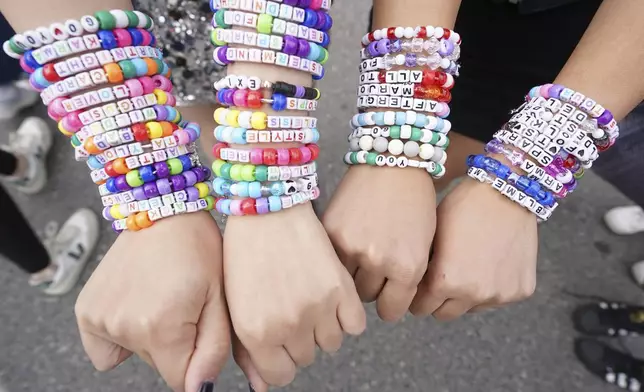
left=410, top=179, right=538, bottom=320
left=323, top=165, right=437, bottom=321
left=75, top=212, right=230, bottom=392
left=224, top=204, right=366, bottom=391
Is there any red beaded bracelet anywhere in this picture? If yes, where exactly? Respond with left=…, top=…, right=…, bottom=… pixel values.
left=212, top=142, right=319, bottom=166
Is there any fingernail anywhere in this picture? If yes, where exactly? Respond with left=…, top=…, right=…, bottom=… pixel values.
left=248, top=383, right=255, bottom=392
left=199, top=381, right=215, bottom=392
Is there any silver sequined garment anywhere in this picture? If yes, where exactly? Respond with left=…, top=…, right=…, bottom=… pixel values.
left=133, top=0, right=224, bottom=106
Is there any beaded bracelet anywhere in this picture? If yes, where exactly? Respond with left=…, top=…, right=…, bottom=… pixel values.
left=95, top=144, right=193, bottom=175
left=211, top=9, right=329, bottom=46
left=213, top=143, right=319, bottom=165
left=215, top=75, right=320, bottom=100
left=212, top=0, right=332, bottom=23
left=211, top=28, right=328, bottom=64
left=215, top=187, right=319, bottom=216
left=101, top=166, right=210, bottom=197
left=362, top=26, right=460, bottom=46
left=104, top=181, right=212, bottom=216
left=3, top=10, right=154, bottom=57
left=212, top=159, right=317, bottom=182
left=50, top=75, right=171, bottom=117
left=214, top=108, right=317, bottom=129
left=350, top=111, right=451, bottom=132
left=361, top=37, right=460, bottom=63
left=343, top=151, right=446, bottom=178
left=349, top=136, right=447, bottom=165
left=358, top=83, right=452, bottom=103
left=359, top=53, right=457, bottom=75
left=350, top=125, right=449, bottom=146
left=213, top=173, right=318, bottom=198
left=216, top=88, right=318, bottom=111
left=215, top=126, right=319, bottom=144
left=213, top=46, right=324, bottom=79
left=358, top=95, right=451, bottom=113
left=39, top=58, right=169, bottom=100
left=91, top=153, right=196, bottom=185
left=29, top=44, right=160, bottom=88
left=359, top=69, right=455, bottom=90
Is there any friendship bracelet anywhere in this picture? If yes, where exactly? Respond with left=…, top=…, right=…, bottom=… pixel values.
left=212, top=159, right=317, bottom=182
left=211, top=9, right=329, bottom=46
left=215, top=126, right=319, bottom=144
left=359, top=53, right=458, bottom=75
left=359, top=69, right=455, bottom=89
left=89, top=143, right=194, bottom=174
left=91, top=154, right=197, bottom=185
left=361, top=26, right=461, bottom=46
left=348, top=136, right=447, bottom=165
left=49, top=75, right=172, bottom=117
left=112, top=195, right=214, bottom=232
left=350, top=125, right=449, bottom=147
left=79, top=120, right=191, bottom=154
left=361, top=37, right=460, bottom=62
left=213, top=46, right=324, bottom=79
left=104, top=181, right=212, bottom=218
left=485, top=139, right=568, bottom=197
left=213, top=173, right=318, bottom=198
left=358, top=82, right=452, bottom=103
left=214, top=75, right=321, bottom=100
left=213, top=143, right=319, bottom=165
left=343, top=151, right=446, bottom=179
left=100, top=166, right=210, bottom=197
left=39, top=58, right=170, bottom=100
left=467, top=154, right=557, bottom=209
left=350, top=111, right=452, bottom=132
left=211, top=0, right=333, bottom=23
left=29, top=44, right=161, bottom=88
left=466, top=167, right=554, bottom=222
left=358, top=96, right=451, bottom=113
left=103, top=167, right=208, bottom=197
left=216, top=88, right=318, bottom=111
left=214, top=108, right=317, bottom=129
left=3, top=10, right=154, bottom=57
left=214, top=187, right=319, bottom=216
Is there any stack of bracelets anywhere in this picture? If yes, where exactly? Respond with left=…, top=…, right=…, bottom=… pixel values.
left=345, top=26, right=461, bottom=178
left=467, top=84, right=619, bottom=222
left=209, top=0, right=332, bottom=216
left=2, top=10, right=215, bottom=232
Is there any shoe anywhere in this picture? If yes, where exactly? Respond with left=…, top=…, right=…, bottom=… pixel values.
left=631, top=261, right=644, bottom=286
left=43, top=208, right=99, bottom=296
left=572, top=301, right=644, bottom=337
left=604, top=206, right=644, bottom=235
left=0, top=81, right=40, bottom=120
left=574, top=338, right=642, bottom=391
left=1, top=117, right=53, bottom=194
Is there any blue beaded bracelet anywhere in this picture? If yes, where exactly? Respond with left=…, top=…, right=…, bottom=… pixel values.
left=350, top=110, right=451, bottom=133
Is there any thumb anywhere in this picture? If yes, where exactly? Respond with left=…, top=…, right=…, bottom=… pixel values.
left=79, top=331, right=133, bottom=371
left=184, top=285, right=231, bottom=392
left=232, top=334, right=269, bottom=392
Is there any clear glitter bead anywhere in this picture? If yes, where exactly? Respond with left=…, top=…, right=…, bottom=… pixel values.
left=383, top=54, right=395, bottom=70
left=411, top=38, right=424, bottom=53
left=448, top=45, right=461, bottom=61
left=424, top=37, right=440, bottom=54
left=417, top=56, right=428, bottom=66
left=427, top=53, right=441, bottom=69
left=401, top=40, right=412, bottom=51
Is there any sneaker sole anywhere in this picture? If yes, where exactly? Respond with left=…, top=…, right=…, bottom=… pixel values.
left=44, top=209, right=100, bottom=296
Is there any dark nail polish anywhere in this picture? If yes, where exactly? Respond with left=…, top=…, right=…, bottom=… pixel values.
left=199, top=381, right=215, bottom=392
left=248, top=383, right=255, bottom=392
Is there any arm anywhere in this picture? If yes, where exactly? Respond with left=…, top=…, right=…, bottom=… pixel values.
left=1, top=2, right=230, bottom=391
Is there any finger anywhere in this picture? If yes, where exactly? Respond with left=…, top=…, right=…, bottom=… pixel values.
left=432, top=299, right=473, bottom=321
left=233, top=335, right=269, bottom=392
left=469, top=304, right=501, bottom=313
left=79, top=331, right=133, bottom=371
left=184, top=286, right=231, bottom=392
left=354, top=269, right=386, bottom=303
left=337, top=277, right=367, bottom=336
left=314, top=312, right=344, bottom=353
left=284, top=330, right=317, bottom=367
left=148, top=325, right=198, bottom=391
left=248, top=345, right=297, bottom=387
left=409, top=289, right=446, bottom=317
left=376, top=281, right=417, bottom=322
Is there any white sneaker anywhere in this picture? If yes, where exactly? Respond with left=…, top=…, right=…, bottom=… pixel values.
left=43, top=208, right=100, bottom=296
left=1, top=117, right=53, bottom=194
left=604, top=206, right=644, bottom=235
left=0, top=82, right=40, bottom=120
left=632, top=260, right=644, bottom=286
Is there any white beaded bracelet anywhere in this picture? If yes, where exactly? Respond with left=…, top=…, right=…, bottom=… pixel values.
left=348, top=136, right=447, bottom=165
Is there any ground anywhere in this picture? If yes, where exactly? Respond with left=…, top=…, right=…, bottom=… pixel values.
left=1, top=2, right=643, bottom=391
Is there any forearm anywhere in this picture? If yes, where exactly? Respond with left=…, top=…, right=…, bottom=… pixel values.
left=372, top=0, right=461, bottom=29
left=0, top=0, right=132, bottom=30
left=555, top=0, right=644, bottom=121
